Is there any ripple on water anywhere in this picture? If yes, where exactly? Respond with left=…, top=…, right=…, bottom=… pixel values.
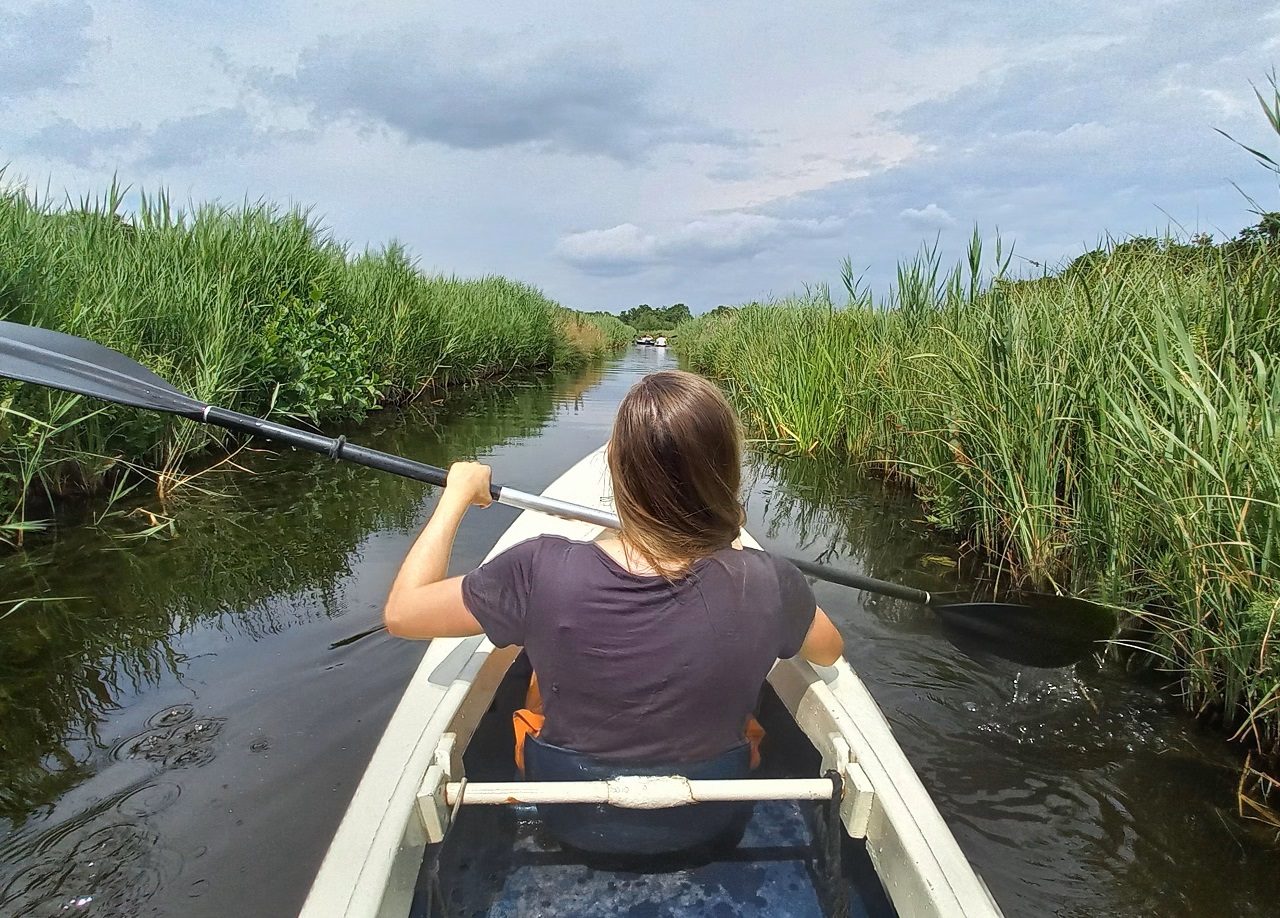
left=0, top=779, right=184, bottom=917
left=111, top=704, right=225, bottom=768
left=1, top=701, right=223, bottom=917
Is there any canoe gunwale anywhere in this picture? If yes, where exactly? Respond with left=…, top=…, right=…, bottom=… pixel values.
left=767, top=658, right=1002, bottom=917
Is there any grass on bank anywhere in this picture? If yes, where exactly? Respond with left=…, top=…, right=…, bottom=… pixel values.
left=557, top=308, right=636, bottom=360
left=0, top=179, right=632, bottom=537
left=678, top=232, right=1280, bottom=757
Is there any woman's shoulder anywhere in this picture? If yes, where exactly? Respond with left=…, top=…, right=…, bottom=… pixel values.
left=712, top=544, right=788, bottom=573
left=494, top=533, right=604, bottom=567
left=498, top=533, right=588, bottom=556
left=704, top=546, right=810, bottom=593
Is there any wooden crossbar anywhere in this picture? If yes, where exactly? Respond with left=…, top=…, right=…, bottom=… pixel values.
left=443, top=776, right=837, bottom=808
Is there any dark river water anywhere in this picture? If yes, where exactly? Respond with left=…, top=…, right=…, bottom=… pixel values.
left=2, top=347, right=1278, bottom=917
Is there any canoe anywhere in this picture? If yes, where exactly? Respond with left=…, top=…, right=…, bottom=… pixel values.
left=300, top=448, right=1003, bottom=917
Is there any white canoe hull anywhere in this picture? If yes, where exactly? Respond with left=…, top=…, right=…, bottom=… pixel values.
left=300, top=447, right=1002, bottom=917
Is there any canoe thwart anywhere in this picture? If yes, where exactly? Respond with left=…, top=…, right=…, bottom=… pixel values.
left=418, top=768, right=855, bottom=844
left=840, top=762, right=875, bottom=839
left=416, top=733, right=460, bottom=845
left=443, top=776, right=839, bottom=808
left=819, top=733, right=874, bottom=839
left=416, top=727, right=876, bottom=846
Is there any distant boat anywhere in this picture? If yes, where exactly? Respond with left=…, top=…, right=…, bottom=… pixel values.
left=654, top=335, right=667, bottom=347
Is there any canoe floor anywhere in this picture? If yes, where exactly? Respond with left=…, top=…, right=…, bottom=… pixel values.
left=414, top=654, right=896, bottom=918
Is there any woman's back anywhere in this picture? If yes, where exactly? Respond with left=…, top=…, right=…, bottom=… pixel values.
left=385, top=369, right=842, bottom=769
left=463, top=535, right=815, bottom=762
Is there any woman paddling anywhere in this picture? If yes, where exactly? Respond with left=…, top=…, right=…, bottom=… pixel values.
left=383, top=370, right=843, bottom=850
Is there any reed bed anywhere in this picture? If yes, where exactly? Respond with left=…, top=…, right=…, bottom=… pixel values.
left=554, top=308, right=637, bottom=362
left=0, top=180, right=632, bottom=533
left=678, top=234, right=1280, bottom=754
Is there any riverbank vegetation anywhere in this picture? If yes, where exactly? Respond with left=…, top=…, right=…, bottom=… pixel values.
left=557, top=308, right=636, bottom=359
left=678, top=82, right=1280, bottom=770
left=680, top=227, right=1280, bottom=758
left=0, top=180, right=632, bottom=539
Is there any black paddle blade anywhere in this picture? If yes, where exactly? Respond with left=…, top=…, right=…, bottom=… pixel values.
left=933, top=596, right=1117, bottom=668
left=0, top=321, right=205, bottom=419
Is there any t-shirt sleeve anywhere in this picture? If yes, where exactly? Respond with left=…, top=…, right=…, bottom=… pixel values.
left=460, top=536, right=542, bottom=647
left=772, top=556, right=818, bottom=659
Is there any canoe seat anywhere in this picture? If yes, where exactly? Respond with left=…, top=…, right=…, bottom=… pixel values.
left=523, top=735, right=753, bottom=855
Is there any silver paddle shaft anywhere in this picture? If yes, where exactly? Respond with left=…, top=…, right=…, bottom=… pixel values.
left=495, top=487, right=620, bottom=531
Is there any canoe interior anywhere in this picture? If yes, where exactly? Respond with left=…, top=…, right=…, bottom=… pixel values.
left=409, top=653, right=896, bottom=918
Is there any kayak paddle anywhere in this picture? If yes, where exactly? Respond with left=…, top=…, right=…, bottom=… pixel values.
left=0, top=320, right=1115, bottom=667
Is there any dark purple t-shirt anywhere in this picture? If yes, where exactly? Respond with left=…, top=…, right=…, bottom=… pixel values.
left=461, top=535, right=817, bottom=763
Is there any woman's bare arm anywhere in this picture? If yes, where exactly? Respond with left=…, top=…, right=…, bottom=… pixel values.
left=383, top=462, right=491, bottom=639
left=799, top=607, right=843, bottom=666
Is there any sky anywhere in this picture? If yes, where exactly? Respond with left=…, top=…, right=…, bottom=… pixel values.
left=3, top=0, right=1279, bottom=313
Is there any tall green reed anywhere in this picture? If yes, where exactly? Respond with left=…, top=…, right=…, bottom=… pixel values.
left=679, top=234, right=1280, bottom=752
left=0, top=178, right=625, bottom=534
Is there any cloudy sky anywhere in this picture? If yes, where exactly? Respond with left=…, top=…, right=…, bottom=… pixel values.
left=3, top=0, right=1278, bottom=312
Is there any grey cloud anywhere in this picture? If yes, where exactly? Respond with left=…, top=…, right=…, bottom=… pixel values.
left=762, top=0, right=1279, bottom=288
left=24, top=107, right=302, bottom=171
left=895, top=1, right=1270, bottom=143
left=0, top=0, right=93, bottom=99
left=24, top=118, right=136, bottom=167
left=138, top=107, right=286, bottom=170
left=557, top=213, right=844, bottom=275
left=707, top=159, right=758, bottom=182
left=762, top=128, right=1264, bottom=294
left=263, top=33, right=738, bottom=161
left=868, top=0, right=1086, bottom=45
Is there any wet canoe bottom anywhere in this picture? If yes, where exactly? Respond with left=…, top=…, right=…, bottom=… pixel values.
left=410, top=655, right=896, bottom=917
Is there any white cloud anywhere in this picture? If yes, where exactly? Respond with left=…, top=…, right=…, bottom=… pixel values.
left=557, top=212, right=844, bottom=275
left=555, top=224, right=658, bottom=275
left=1200, top=88, right=1254, bottom=121
left=899, top=203, right=956, bottom=228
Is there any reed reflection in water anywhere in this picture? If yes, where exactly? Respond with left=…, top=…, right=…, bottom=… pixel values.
left=0, top=364, right=606, bottom=917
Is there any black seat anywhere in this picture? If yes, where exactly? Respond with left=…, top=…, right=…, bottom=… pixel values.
left=523, top=735, right=753, bottom=855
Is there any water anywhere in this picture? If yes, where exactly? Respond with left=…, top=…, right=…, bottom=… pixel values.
left=1, top=347, right=1277, bottom=916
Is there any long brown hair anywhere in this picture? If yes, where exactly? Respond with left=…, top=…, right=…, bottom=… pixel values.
left=608, top=370, right=744, bottom=577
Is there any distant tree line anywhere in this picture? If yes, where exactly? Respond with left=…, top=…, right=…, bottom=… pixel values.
left=618, top=303, right=693, bottom=329
left=1024, top=213, right=1280, bottom=286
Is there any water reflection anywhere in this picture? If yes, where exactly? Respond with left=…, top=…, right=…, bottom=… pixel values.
left=749, top=453, right=961, bottom=590
left=0, top=368, right=591, bottom=819
left=0, top=355, right=632, bottom=916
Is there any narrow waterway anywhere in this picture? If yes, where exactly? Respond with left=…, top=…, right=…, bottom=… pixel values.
left=1, top=347, right=1277, bottom=917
